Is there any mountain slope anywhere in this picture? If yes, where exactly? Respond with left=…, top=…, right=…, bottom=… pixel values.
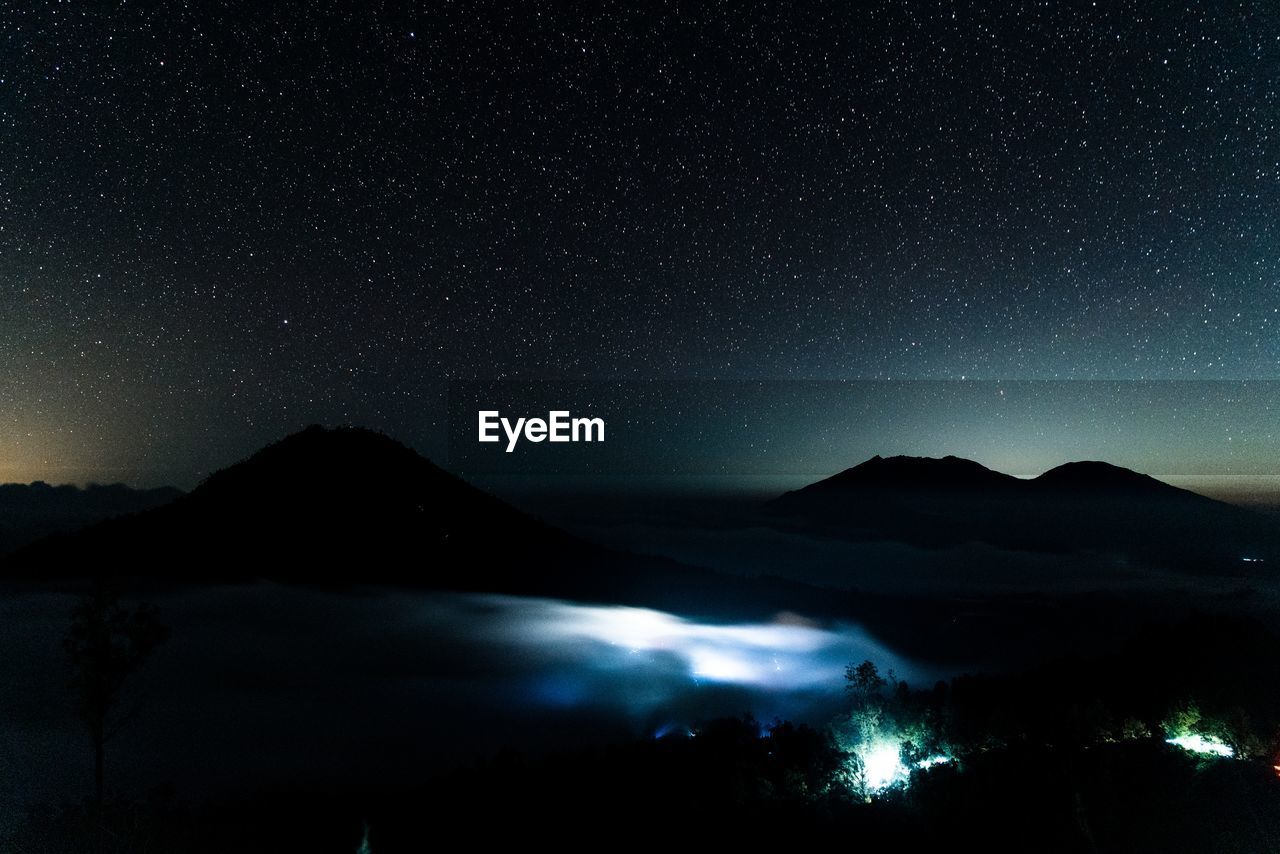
left=0, top=481, right=182, bottom=557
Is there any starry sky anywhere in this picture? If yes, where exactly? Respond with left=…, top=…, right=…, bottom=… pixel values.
left=2, top=1, right=1278, bottom=486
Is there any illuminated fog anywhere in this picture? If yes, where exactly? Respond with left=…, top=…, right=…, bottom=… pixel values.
left=0, top=585, right=940, bottom=818
left=401, top=592, right=938, bottom=723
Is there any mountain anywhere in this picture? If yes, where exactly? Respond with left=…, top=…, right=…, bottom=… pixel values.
left=0, top=481, right=182, bottom=557
left=7, top=426, right=580, bottom=587
left=790, top=454, right=1021, bottom=494
left=768, top=455, right=1276, bottom=572
left=1031, top=460, right=1201, bottom=498
left=3, top=426, right=834, bottom=618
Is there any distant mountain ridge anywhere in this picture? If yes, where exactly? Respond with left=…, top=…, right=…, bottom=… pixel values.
left=791, top=455, right=1203, bottom=500
left=7, top=437, right=1274, bottom=594
left=769, top=455, right=1273, bottom=572
left=810, top=455, right=1022, bottom=491
left=0, top=481, right=182, bottom=557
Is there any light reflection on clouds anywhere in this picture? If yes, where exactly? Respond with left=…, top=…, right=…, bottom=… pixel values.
left=446, top=594, right=928, bottom=694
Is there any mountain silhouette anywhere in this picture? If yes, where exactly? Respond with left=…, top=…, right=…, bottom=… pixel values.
left=7, top=426, right=586, bottom=586
left=769, top=455, right=1276, bottom=572
left=792, top=454, right=1021, bottom=493
left=0, top=481, right=182, bottom=557
left=3, top=426, right=835, bottom=617
left=1031, top=460, right=1198, bottom=497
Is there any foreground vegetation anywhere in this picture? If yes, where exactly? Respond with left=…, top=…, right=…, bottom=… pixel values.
left=8, top=614, right=1280, bottom=853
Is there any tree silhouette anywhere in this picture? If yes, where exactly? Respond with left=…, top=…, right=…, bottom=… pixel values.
left=64, top=584, right=170, bottom=808
left=845, top=660, right=886, bottom=701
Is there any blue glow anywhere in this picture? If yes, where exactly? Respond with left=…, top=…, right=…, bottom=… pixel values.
left=447, top=595, right=927, bottom=695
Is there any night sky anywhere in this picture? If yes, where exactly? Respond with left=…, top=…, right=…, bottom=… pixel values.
left=2, top=1, right=1278, bottom=486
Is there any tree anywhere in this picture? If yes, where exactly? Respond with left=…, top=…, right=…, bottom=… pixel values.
left=64, top=584, right=170, bottom=808
left=845, top=660, right=887, bottom=701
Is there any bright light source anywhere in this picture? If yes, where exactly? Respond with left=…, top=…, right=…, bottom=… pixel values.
left=915, top=754, right=951, bottom=770
left=845, top=741, right=951, bottom=798
left=859, top=741, right=910, bottom=793
left=689, top=647, right=759, bottom=682
left=1166, top=733, right=1234, bottom=758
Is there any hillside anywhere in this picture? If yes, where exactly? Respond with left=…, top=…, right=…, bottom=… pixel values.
left=0, top=481, right=182, bottom=557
